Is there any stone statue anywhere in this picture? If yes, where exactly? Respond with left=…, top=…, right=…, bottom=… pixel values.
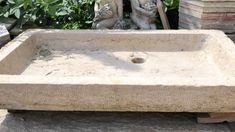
left=130, top=0, right=157, bottom=29
left=92, top=0, right=123, bottom=29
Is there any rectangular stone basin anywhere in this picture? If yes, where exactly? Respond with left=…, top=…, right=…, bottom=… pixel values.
left=0, top=30, right=235, bottom=112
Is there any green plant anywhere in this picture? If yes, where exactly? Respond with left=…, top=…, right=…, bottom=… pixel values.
left=0, top=0, right=95, bottom=29
left=58, top=0, right=94, bottom=29
left=163, top=0, right=179, bottom=11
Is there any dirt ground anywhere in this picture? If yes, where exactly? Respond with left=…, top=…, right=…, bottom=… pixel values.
left=0, top=110, right=232, bottom=132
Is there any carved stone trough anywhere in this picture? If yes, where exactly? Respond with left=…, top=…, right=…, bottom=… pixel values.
left=0, top=30, right=235, bottom=112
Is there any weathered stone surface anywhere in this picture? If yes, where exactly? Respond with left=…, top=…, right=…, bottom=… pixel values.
left=179, top=7, right=235, bottom=21
left=179, top=0, right=235, bottom=32
left=0, top=26, right=10, bottom=47
left=180, top=0, right=235, bottom=13
left=130, top=0, right=157, bottom=29
left=179, top=21, right=235, bottom=33
left=0, top=30, right=235, bottom=112
left=179, top=12, right=235, bottom=32
left=0, top=17, right=16, bottom=30
left=9, top=26, right=23, bottom=36
left=92, top=0, right=123, bottom=29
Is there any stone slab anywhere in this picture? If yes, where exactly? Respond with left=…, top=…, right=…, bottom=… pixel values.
left=179, top=12, right=235, bottom=24
left=179, top=0, right=235, bottom=33
left=9, top=26, right=23, bottom=37
left=179, top=13, right=235, bottom=30
left=179, top=8, right=235, bottom=21
left=0, top=30, right=235, bottom=112
left=179, top=21, right=235, bottom=33
left=0, top=26, right=10, bottom=47
left=180, top=0, right=235, bottom=8
left=0, top=17, right=16, bottom=30
left=180, top=0, right=235, bottom=13
left=179, top=9, right=235, bottom=21
left=201, top=0, right=235, bottom=1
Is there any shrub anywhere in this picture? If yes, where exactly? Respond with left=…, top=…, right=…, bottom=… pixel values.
left=0, top=0, right=95, bottom=29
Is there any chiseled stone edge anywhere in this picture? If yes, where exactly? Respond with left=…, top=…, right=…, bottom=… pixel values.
left=0, top=25, right=10, bottom=47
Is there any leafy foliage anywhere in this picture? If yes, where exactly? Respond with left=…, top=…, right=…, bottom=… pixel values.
left=163, top=0, right=179, bottom=11
left=0, top=0, right=95, bottom=29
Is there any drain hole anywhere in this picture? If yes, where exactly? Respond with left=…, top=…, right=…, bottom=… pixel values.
left=131, top=57, right=145, bottom=64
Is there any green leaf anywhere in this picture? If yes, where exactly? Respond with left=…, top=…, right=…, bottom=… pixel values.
left=48, top=5, right=59, bottom=16
left=23, top=0, right=31, bottom=9
left=31, top=15, right=36, bottom=21
left=3, top=12, right=9, bottom=17
left=0, top=0, right=95, bottom=29
left=85, top=20, right=93, bottom=24
left=163, top=0, right=179, bottom=11
left=56, top=10, right=68, bottom=16
left=9, top=7, right=17, bottom=15
left=47, top=0, right=59, bottom=4
left=8, top=0, right=15, bottom=4
left=15, top=9, right=21, bottom=18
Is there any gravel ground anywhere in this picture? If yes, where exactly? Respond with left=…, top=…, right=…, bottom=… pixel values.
left=0, top=110, right=232, bottom=132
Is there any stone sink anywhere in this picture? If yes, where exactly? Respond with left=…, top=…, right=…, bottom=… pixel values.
left=0, top=30, right=235, bottom=112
